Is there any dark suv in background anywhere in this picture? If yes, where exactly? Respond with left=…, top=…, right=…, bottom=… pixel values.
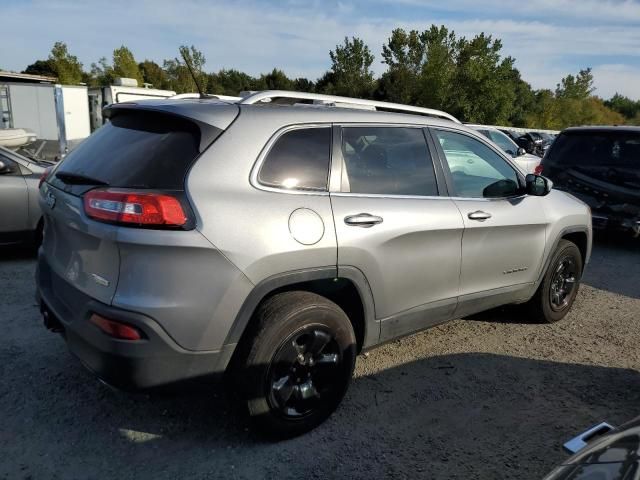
left=541, top=126, right=640, bottom=236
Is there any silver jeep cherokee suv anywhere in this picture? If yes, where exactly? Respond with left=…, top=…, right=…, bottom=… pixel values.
left=36, top=91, right=591, bottom=436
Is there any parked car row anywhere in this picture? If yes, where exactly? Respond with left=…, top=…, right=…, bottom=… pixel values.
left=465, top=122, right=639, bottom=238
left=499, top=129, right=557, bottom=157
left=466, top=124, right=542, bottom=173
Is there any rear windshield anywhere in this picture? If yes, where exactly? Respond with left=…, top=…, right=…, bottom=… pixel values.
left=53, top=110, right=202, bottom=191
left=548, top=131, right=640, bottom=168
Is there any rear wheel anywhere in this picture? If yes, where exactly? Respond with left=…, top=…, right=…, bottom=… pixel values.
left=236, top=291, right=356, bottom=438
left=526, top=239, right=583, bottom=323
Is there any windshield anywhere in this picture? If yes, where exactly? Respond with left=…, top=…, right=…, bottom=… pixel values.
left=548, top=131, right=640, bottom=168
left=487, top=129, right=519, bottom=157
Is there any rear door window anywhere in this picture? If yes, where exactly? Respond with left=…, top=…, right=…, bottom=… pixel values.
left=548, top=131, right=640, bottom=167
left=258, top=127, right=332, bottom=191
left=51, top=110, right=204, bottom=193
left=340, top=127, right=438, bottom=196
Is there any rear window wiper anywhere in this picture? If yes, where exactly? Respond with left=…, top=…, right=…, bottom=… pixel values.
left=55, top=172, right=109, bottom=186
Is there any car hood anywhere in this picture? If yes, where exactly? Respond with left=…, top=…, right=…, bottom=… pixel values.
left=523, top=153, right=540, bottom=161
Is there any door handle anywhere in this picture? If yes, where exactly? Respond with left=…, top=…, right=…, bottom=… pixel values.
left=344, top=213, right=383, bottom=228
left=468, top=210, right=492, bottom=221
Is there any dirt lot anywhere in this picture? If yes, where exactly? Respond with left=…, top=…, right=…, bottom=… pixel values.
left=1, top=233, right=639, bottom=480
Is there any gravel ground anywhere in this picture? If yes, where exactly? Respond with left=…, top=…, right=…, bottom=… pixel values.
left=0, top=233, right=639, bottom=479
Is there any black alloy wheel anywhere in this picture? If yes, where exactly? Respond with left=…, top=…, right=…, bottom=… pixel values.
left=549, top=256, right=578, bottom=311
left=236, top=291, right=356, bottom=438
left=267, top=325, right=343, bottom=419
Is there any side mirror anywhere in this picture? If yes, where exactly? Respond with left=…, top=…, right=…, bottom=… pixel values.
left=0, top=159, right=11, bottom=175
left=525, top=174, right=552, bottom=196
left=517, top=147, right=526, bottom=156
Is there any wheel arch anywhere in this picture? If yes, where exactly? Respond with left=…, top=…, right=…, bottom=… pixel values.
left=561, top=231, right=588, bottom=266
left=221, top=266, right=377, bottom=373
left=537, top=226, right=590, bottom=286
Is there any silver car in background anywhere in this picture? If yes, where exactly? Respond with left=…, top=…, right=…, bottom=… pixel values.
left=468, top=124, right=542, bottom=173
left=36, top=91, right=591, bottom=437
left=0, top=146, right=49, bottom=246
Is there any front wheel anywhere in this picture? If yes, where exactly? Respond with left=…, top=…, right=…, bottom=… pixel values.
left=525, top=239, right=583, bottom=323
left=236, top=291, right=356, bottom=438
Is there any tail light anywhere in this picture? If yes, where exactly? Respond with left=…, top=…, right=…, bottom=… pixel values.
left=39, top=166, right=52, bottom=188
left=534, top=164, right=544, bottom=175
left=83, top=188, right=189, bottom=228
left=90, top=313, right=143, bottom=341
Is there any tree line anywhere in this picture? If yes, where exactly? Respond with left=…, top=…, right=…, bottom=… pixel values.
left=18, top=26, right=640, bottom=129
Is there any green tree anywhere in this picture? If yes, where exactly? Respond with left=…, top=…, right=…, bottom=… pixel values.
left=526, top=89, right=562, bottom=129
left=449, top=33, right=517, bottom=124
left=88, top=57, right=114, bottom=87
left=163, top=45, right=208, bottom=94
left=112, top=46, right=143, bottom=85
left=22, top=59, right=57, bottom=78
left=379, top=25, right=518, bottom=123
left=379, top=28, right=431, bottom=104
left=555, top=68, right=594, bottom=99
left=416, top=26, right=459, bottom=111
left=506, top=69, right=536, bottom=127
left=139, top=60, right=170, bottom=89
left=526, top=89, right=625, bottom=129
left=48, top=42, right=83, bottom=84
left=315, top=71, right=336, bottom=94
left=327, top=37, right=375, bottom=98
left=292, top=77, right=315, bottom=92
left=257, top=68, right=294, bottom=90
left=208, top=69, right=255, bottom=95
left=605, top=93, right=640, bottom=120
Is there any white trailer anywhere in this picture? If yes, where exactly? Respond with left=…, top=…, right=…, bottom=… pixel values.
left=88, top=83, right=176, bottom=131
left=1, top=74, right=175, bottom=158
left=0, top=81, right=90, bottom=158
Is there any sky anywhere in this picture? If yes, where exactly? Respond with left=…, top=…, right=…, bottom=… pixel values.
left=2, top=0, right=640, bottom=100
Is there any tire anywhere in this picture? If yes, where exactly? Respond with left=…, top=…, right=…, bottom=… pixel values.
left=235, top=291, right=356, bottom=438
left=526, top=239, right=583, bottom=323
left=32, top=219, right=44, bottom=250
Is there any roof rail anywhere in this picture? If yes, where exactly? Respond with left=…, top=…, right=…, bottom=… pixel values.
left=239, top=90, right=460, bottom=123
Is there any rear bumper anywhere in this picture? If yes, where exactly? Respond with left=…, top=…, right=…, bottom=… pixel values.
left=36, top=253, right=233, bottom=390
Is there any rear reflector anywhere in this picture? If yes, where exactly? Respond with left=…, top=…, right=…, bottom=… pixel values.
left=90, top=314, right=143, bottom=341
left=534, top=164, right=544, bottom=175
left=84, top=188, right=187, bottom=227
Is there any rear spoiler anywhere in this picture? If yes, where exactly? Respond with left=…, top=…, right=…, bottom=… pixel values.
left=103, top=101, right=239, bottom=152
